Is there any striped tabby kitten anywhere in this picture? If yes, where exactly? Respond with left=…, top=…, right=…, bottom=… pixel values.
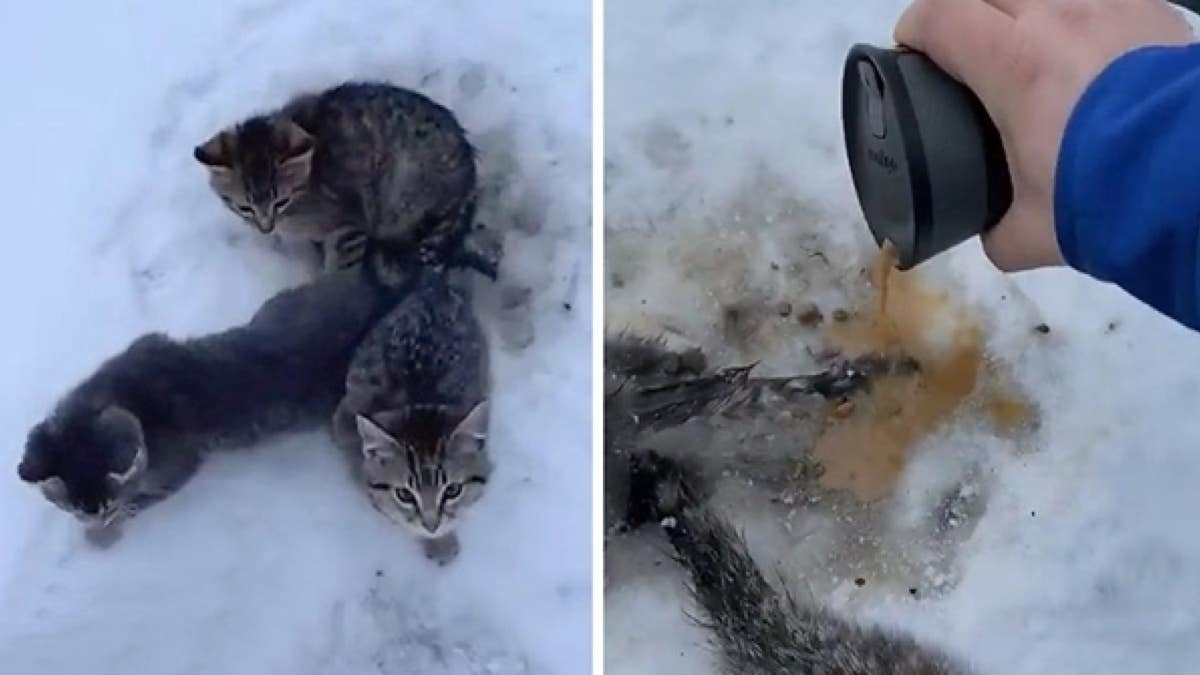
left=332, top=267, right=491, bottom=565
left=195, top=81, right=491, bottom=276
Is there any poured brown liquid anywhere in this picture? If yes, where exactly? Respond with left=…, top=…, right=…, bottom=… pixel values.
left=986, top=393, right=1033, bottom=436
left=813, top=243, right=1027, bottom=500
left=874, top=239, right=896, bottom=324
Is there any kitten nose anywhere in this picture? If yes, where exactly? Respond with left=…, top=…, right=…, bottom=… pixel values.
left=421, top=514, right=440, bottom=534
left=255, top=215, right=275, bottom=234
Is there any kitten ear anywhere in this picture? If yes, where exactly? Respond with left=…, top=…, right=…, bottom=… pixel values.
left=194, top=131, right=234, bottom=170
left=355, top=414, right=398, bottom=460
left=449, top=401, right=489, bottom=453
left=108, top=444, right=146, bottom=485
left=17, top=452, right=51, bottom=483
left=18, top=424, right=53, bottom=483
left=97, top=406, right=146, bottom=482
left=276, top=120, right=314, bottom=158
left=275, top=120, right=314, bottom=185
left=99, top=405, right=144, bottom=445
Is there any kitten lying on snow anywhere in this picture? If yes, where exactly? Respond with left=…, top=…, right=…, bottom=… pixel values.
left=333, top=266, right=491, bottom=565
left=603, top=333, right=917, bottom=535
left=623, top=452, right=970, bottom=675
left=195, top=80, right=497, bottom=279
left=17, top=266, right=409, bottom=546
left=606, top=335, right=968, bottom=674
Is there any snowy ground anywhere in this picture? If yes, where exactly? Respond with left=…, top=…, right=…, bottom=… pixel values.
left=0, top=2, right=590, bottom=674
left=605, top=2, right=1200, bottom=674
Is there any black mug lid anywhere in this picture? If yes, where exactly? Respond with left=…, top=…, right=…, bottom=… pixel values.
left=842, top=44, right=1012, bottom=269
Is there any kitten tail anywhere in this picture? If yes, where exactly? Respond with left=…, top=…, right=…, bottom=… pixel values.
left=624, top=452, right=969, bottom=675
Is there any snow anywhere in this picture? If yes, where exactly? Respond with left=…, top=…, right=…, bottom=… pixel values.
left=605, top=1, right=1200, bottom=674
left=0, top=2, right=590, bottom=674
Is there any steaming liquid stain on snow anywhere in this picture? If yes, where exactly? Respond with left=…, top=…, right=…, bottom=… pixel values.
left=602, top=193, right=1035, bottom=671
left=816, top=243, right=1031, bottom=500
left=606, top=3, right=1200, bottom=674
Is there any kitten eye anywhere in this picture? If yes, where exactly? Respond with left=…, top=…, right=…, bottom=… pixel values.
left=235, top=205, right=255, bottom=216
left=443, top=483, right=463, bottom=500
left=393, top=488, right=417, bottom=506
left=271, top=196, right=292, bottom=212
left=367, top=482, right=390, bottom=491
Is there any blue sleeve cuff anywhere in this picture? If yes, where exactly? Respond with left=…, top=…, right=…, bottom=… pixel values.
left=1055, top=43, right=1200, bottom=330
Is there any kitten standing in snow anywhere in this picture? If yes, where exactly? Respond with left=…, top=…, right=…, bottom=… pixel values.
left=16, top=267, right=408, bottom=547
left=195, top=81, right=497, bottom=279
left=332, top=266, right=492, bottom=565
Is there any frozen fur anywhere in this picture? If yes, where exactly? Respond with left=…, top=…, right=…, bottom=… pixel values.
left=18, top=267, right=408, bottom=544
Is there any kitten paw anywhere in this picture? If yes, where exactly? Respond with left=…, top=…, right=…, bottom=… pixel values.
left=460, top=227, right=503, bottom=280
left=456, top=248, right=500, bottom=280
left=84, top=524, right=124, bottom=549
left=423, top=533, right=460, bottom=566
left=322, top=229, right=368, bottom=271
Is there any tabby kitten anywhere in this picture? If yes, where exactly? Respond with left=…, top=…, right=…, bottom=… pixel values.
left=18, top=267, right=408, bottom=546
left=332, top=268, right=491, bottom=565
left=195, top=81, right=486, bottom=274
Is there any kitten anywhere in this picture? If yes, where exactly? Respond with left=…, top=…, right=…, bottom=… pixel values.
left=603, top=334, right=908, bottom=535
left=604, top=334, right=707, bottom=536
left=625, top=452, right=970, bottom=675
left=332, top=268, right=491, bottom=565
left=194, top=81, right=494, bottom=277
left=607, top=335, right=964, bottom=673
left=17, top=267, right=410, bottom=545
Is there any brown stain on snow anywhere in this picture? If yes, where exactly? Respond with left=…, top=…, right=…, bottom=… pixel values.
left=986, top=393, right=1034, bottom=436
left=813, top=243, right=1031, bottom=500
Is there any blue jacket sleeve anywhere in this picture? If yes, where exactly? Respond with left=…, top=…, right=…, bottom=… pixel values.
left=1056, top=44, right=1200, bottom=330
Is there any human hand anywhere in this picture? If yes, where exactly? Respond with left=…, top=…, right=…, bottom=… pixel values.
left=895, top=0, right=1193, bottom=271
